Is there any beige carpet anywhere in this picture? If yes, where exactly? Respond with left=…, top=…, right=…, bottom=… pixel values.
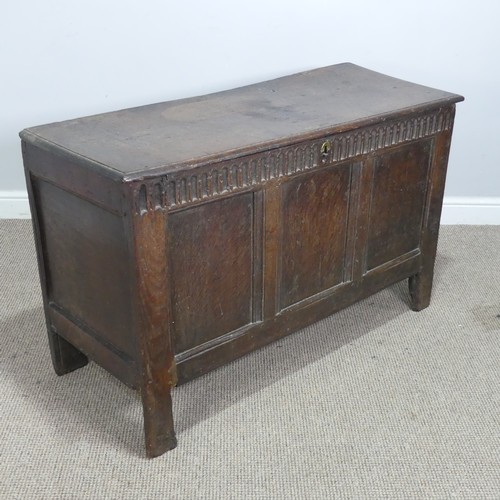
left=0, top=220, right=499, bottom=499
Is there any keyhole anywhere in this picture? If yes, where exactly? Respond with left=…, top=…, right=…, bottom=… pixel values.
left=321, top=141, right=331, bottom=161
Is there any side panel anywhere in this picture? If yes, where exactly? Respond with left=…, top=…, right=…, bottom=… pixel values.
left=22, top=140, right=123, bottom=214
left=32, top=178, right=135, bottom=360
left=169, top=193, right=258, bottom=354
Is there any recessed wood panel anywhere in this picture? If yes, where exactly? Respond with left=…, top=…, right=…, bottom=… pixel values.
left=279, top=164, right=352, bottom=309
left=170, top=194, right=255, bottom=354
left=366, top=140, right=432, bottom=271
left=34, top=179, right=134, bottom=357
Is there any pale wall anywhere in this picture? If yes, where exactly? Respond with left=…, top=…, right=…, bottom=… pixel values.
left=1, top=0, right=499, bottom=221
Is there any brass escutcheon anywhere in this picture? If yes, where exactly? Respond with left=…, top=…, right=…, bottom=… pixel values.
left=320, top=141, right=331, bottom=162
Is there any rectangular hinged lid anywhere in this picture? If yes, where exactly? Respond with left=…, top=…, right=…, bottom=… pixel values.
left=20, top=63, right=463, bottom=179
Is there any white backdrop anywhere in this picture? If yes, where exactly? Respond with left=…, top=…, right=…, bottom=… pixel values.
left=1, top=0, right=499, bottom=221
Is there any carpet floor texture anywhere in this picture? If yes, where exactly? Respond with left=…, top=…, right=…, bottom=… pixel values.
left=0, top=221, right=499, bottom=499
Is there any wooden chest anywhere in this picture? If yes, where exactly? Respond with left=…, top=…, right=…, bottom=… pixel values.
left=20, top=63, right=463, bottom=457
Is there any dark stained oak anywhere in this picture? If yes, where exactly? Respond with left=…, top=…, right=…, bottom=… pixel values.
left=169, top=194, right=254, bottom=353
left=33, top=179, right=135, bottom=358
left=20, top=64, right=463, bottom=457
left=279, top=163, right=351, bottom=309
left=366, top=140, right=432, bottom=271
left=408, top=130, right=455, bottom=311
left=129, top=205, right=177, bottom=458
left=21, top=63, right=461, bottom=177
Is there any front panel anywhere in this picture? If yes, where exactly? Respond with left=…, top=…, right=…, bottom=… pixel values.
left=279, top=163, right=352, bottom=310
left=169, top=193, right=258, bottom=354
left=365, top=140, right=432, bottom=271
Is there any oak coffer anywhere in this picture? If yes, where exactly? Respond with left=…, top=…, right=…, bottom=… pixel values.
left=20, top=63, right=463, bottom=457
